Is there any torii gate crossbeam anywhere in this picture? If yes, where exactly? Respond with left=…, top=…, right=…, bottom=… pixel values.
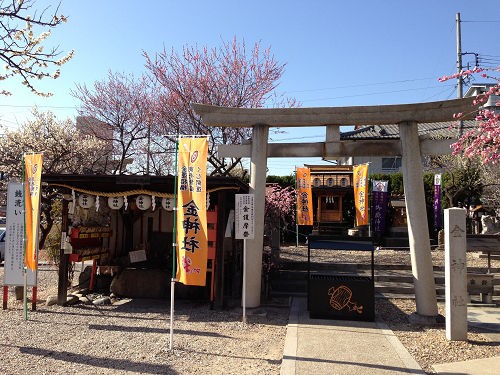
left=193, top=97, right=478, bottom=318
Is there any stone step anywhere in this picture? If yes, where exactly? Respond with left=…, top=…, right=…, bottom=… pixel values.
left=281, top=262, right=449, bottom=272
left=269, top=272, right=500, bottom=297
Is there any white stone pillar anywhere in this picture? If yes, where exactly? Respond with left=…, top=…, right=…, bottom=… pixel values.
left=399, top=121, right=438, bottom=316
left=246, top=124, right=269, bottom=307
left=445, top=208, right=467, bottom=341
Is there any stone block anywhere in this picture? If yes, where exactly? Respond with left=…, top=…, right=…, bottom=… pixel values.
left=110, top=268, right=169, bottom=299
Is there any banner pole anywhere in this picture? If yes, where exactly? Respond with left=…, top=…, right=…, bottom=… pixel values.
left=294, top=168, right=299, bottom=249
left=23, top=268, right=27, bottom=320
left=242, top=239, right=247, bottom=324
left=367, top=163, right=372, bottom=238
left=22, top=155, right=28, bottom=320
left=169, top=137, right=180, bottom=351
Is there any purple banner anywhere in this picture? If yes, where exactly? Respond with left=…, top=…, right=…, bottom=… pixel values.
left=433, top=174, right=442, bottom=231
left=372, top=181, right=389, bottom=236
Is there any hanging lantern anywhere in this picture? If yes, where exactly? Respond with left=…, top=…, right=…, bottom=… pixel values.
left=78, top=193, right=95, bottom=209
left=108, top=196, right=124, bottom=210
left=136, top=195, right=152, bottom=210
left=162, top=197, right=174, bottom=211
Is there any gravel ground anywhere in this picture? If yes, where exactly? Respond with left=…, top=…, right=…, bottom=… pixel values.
left=1, top=245, right=498, bottom=374
left=377, top=298, right=499, bottom=374
left=0, top=266, right=288, bottom=375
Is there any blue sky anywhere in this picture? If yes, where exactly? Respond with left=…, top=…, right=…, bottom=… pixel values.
left=1, top=0, right=499, bottom=175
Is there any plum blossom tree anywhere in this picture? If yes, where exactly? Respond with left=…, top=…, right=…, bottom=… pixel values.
left=71, top=71, right=159, bottom=174
left=439, top=67, right=499, bottom=164
left=144, top=37, right=297, bottom=176
left=264, top=184, right=296, bottom=239
left=0, top=0, right=74, bottom=96
left=0, top=109, right=109, bottom=247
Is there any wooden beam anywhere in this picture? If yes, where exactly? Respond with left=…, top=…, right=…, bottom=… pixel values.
left=57, top=199, right=69, bottom=306
left=192, top=97, right=477, bottom=128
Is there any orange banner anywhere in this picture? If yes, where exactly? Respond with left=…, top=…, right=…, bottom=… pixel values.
left=296, top=167, right=313, bottom=225
left=24, top=153, right=43, bottom=271
left=353, top=164, right=369, bottom=226
left=176, top=137, right=208, bottom=286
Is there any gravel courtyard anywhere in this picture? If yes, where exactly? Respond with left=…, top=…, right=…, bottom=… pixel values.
left=1, top=246, right=499, bottom=374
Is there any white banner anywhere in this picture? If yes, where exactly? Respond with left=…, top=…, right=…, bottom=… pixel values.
left=235, top=194, right=255, bottom=240
left=434, top=174, right=442, bottom=186
left=3, top=182, right=36, bottom=286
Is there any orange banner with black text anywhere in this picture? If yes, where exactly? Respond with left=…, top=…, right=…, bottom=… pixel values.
left=24, top=153, right=43, bottom=271
left=296, top=167, right=313, bottom=225
left=353, top=163, right=369, bottom=226
left=176, top=137, right=208, bottom=286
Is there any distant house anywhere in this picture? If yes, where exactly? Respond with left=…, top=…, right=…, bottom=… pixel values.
left=336, top=120, right=477, bottom=173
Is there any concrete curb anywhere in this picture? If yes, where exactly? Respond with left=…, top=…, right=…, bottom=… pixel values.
left=375, top=320, right=425, bottom=374
left=280, top=298, right=300, bottom=375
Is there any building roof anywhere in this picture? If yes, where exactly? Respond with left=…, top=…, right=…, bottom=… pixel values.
left=340, top=120, right=477, bottom=140
left=305, top=165, right=353, bottom=174
left=42, top=174, right=248, bottom=198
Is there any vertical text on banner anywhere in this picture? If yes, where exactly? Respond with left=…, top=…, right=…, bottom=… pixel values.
left=4, top=182, right=36, bottom=286
left=353, top=164, right=369, bottom=226
left=434, top=174, right=442, bottom=231
left=296, top=167, right=313, bottom=226
left=176, top=137, right=208, bottom=286
left=24, top=153, right=43, bottom=271
left=371, top=180, right=389, bottom=236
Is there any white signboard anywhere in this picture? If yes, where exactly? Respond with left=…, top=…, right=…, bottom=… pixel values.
left=235, top=194, right=255, bottom=240
left=4, top=182, right=36, bottom=286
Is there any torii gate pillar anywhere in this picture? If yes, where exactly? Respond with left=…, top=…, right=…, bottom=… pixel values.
left=246, top=124, right=269, bottom=307
left=399, top=121, right=438, bottom=316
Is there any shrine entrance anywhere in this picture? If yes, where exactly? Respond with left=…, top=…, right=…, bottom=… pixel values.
left=307, top=164, right=353, bottom=233
left=318, top=194, right=342, bottom=223
left=193, top=97, right=478, bottom=317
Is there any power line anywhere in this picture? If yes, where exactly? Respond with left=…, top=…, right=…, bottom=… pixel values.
left=300, top=84, right=456, bottom=103
left=461, top=20, right=500, bottom=23
left=284, top=77, right=440, bottom=94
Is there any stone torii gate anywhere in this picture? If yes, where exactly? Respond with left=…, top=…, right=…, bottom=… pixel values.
left=193, top=97, right=476, bottom=318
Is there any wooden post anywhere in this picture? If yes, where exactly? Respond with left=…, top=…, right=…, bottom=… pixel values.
left=57, top=199, right=70, bottom=306
left=31, top=286, right=37, bottom=311
left=214, top=190, right=226, bottom=308
left=3, top=285, right=8, bottom=310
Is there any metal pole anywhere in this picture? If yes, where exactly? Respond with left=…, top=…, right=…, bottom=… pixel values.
left=169, top=137, right=180, bottom=351
left=456, top=12, right=465, bottom=137
left=456, top=12, right=463, bottom=99
left=242, top=239, right=247, bottom=324
left=22, top=155, right=28, bottom=320
left=294, top=168, right=299, bottom=248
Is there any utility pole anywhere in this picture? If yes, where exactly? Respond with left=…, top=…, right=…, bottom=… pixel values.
left=456, top=12, right=463, bottom=98
left=456, top=12, right=464, bottom=137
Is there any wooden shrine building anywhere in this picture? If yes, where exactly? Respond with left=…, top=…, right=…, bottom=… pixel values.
left=42, top=174, right=247, bottom=307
